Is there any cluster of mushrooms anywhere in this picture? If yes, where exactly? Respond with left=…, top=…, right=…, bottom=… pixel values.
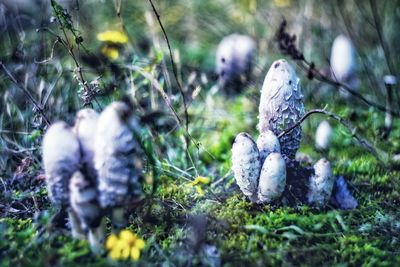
left=42, top=101, right=144, bottom=252
left=231, top=59, right=357, bottom=209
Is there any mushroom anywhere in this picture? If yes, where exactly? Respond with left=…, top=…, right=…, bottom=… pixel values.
left=330, top=35, right=358, bottom=96
left=216, top=33, right=256, bottom=92
left=72, top=108, right=99, bottom=181
left=315, top=120, right=333, bottom=151
left=307, top=158, right=334, bottom=207
left=42, top=121, right=83, bottom=236
left=258, top=59, right=305, bottom=160
left=231, top=132, right=260, bottom=202
left=94, top=101, right=143, bottom=228
left=256, top=130, right=281, bottom=164
left=69, top=171, right=104, bottom=253
left=257, top=152, right=286, bottom=204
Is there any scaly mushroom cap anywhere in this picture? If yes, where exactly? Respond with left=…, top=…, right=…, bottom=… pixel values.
left=258, top=59, right=305, bottom=160
left=73, top=108, right=99, bottom=181
left=307, top=158, right=334, bottom=207
left=94, top=101, right=143, bottom=209
left=257, top=152, right=286, bottom=204
left=256, top=130, right=281, bottom=164
left=69, top=171, right=102, bottom=229
left=216, top=33, right=256, bottom=88
left=42, top=121, right=81, bottom=206
left=231, top=132, right=260, bottom=201
left=330, top=35, right=355, bottom=82
left=315, top=120, right=333, bottom=151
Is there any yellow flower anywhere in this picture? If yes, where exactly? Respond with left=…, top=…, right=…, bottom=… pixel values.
left=189, top=176, right=210, bottom=197
left=101, top=45, right=120, bottom=60
left=97, top=30, right=128, bottom=44
left=195, top=185, right=205, bottom=196
left=190, top=176, right=210, bottom=186
left=105, top=229, right=146, bottom=262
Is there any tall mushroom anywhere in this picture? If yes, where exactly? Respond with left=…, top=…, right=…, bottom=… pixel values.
left=94, top=101, right=143, bottom=228
left=42, top=121, right=82, bottom=235
left=258, top=59, right=305, bottom=161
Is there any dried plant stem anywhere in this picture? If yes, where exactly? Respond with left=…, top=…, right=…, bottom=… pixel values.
left=369, top=0, right=396, bottom=76
left=299, top=60, right=400, bottom=117
left=0, top=62, right=51, bottom=126
left=278, top=108, right=388, bottom=164
left=147, top=0, right=189, bottom=133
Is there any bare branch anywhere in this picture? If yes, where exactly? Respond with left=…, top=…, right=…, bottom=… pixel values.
left=147, top=0, right=189, bottom=132
left=278, top=108, right=388, bottom=164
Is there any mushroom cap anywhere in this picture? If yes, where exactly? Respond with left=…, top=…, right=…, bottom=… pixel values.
left=216, top=33, right=256, bottom=87
left=73, top=108, right=99, bottom=179
left=257, top=152, right=286, bottom=204
left=42, top=121, right=81, bottom=206
left=307, top=158, right=334, bottom=207
left=257, top=130, right=281, bottom=164
left=94, top=101, right=142, bottom=209
left=231, top=132, right=260, bottom=201
left=330, top=35, right=355, bottom=82
left=258, top=59, right=304, bottom=160
left=315, top=120, right=333, bottom=150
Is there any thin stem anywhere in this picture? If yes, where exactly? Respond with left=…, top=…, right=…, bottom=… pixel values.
left=147, top=0, right=189, bottom=134
left=278, top=108, right=387, bottom=164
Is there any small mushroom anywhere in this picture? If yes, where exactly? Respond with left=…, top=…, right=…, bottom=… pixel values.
left=216, top=33, right=256, bottom=91
left=258, top=59, right=305, bottom=160
left=257, top=152, right=286, bottom=204
left=42, top=121, right=81, bottom=207
left=231, top=132, right=260, bottom=202
left=72, top=108, right=99, bottom=181
left=315, top=120, right=333, bottom=151
left=307, top=158, right=334, bottom=207
left=94, top=101, right=143, bottom=228
left=69, top=171, right=104, bottom=253
left=330, top=35, right=358, bottom=96
left=256, top=130, right=281, bottom=164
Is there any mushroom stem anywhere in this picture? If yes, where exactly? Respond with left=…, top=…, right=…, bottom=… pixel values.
left=384, top=79, right=394, bottom=137
left=112, top=208, right=127, bottom=230
left=68, top=210, right=85, bottom=240
left=88, top=217, right=106, bottom=254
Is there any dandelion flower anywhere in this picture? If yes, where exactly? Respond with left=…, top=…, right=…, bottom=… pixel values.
left=190, top=176, right=210, bottom=186
left=105, top=229, right=146, bottom=262
left=97, top=30, right=128, bottom=44
left=101, top=45, right=120, bottom=60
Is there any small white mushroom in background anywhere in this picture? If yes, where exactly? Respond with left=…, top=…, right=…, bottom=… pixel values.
left=231, top=132, right=260, bottom=202
left=215, top=33, right=256, bottom=91
left=315, top=120, right=333, bottom=151
left=257, top=152, right=286, bottom=204
left=42, top=121, right=83, bottom=236
left=69, top=171, right=104, bottom=253
left=256, top=130, right=281, bottom=164
left=307, top=158, right=334, bottom=207
left=258, top=59, right=305, bottom=160
left=330, top=35, right=358, bottom=97
left=94, top=101, right=143, bottom=228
